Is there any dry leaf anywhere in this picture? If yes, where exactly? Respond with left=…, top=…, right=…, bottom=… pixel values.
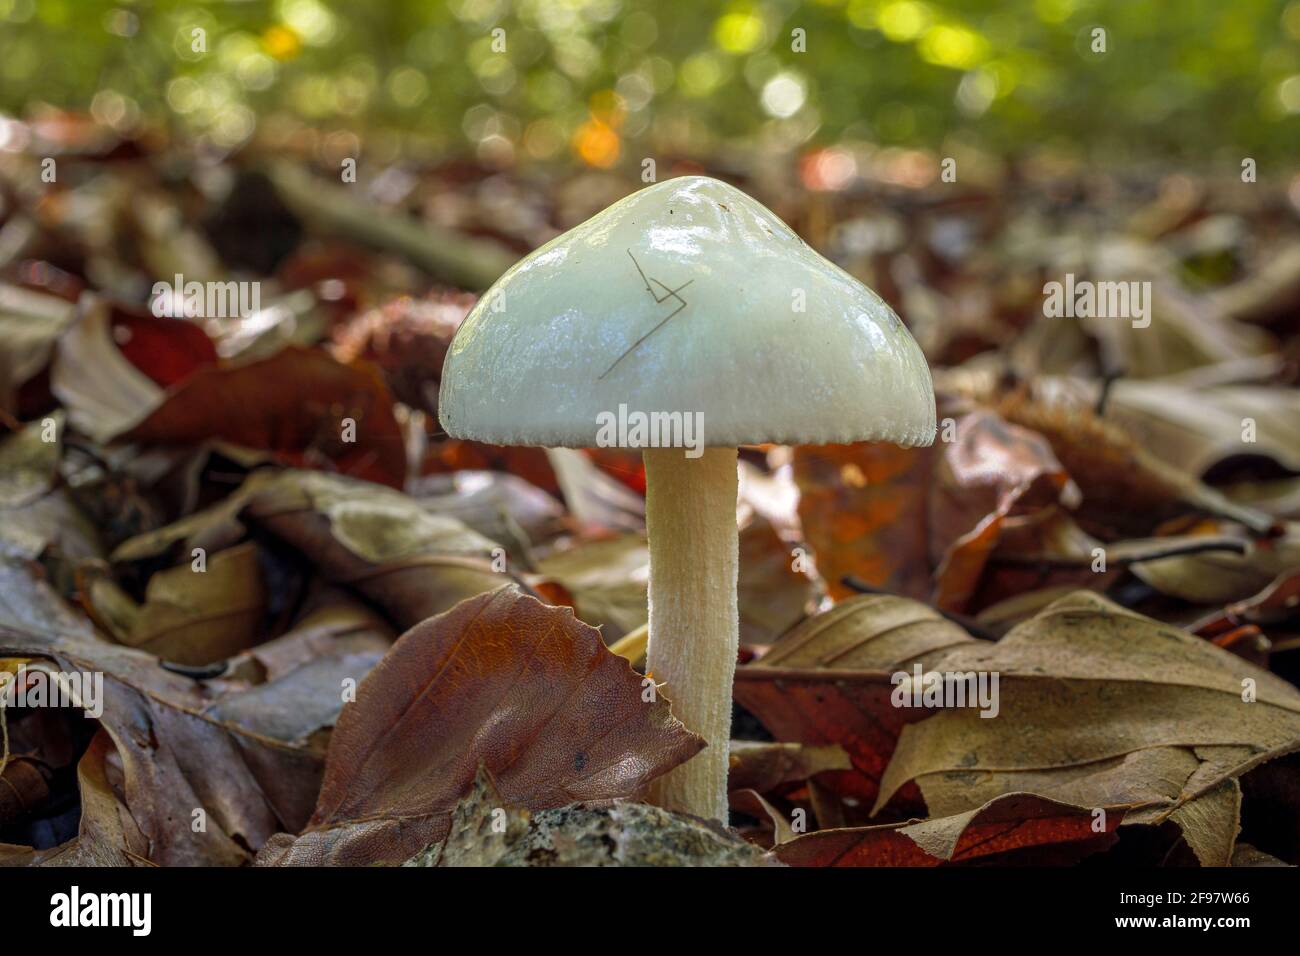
left=775, top=792, right=1119, bottom=866
left=874, top=591, right=1300, bottom=862
left=257, top=586, right=703, bottom=866
left=735, top=593, right=979, bottom=816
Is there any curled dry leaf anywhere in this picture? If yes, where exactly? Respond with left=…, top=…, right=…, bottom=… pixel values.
left=242, top=470, right=522, bottom=629
left=0, top=282, right=77, bottom=410
left=0, top=614, right=330, bottom=865
left=202, top=598, right=394, bottom=749
left=257, top=586, right=704, bottom=866
left=32, top=731, right=150, bottom=867
left=874, top=591, right=1300, bottom=864
left=80, top=540, right=267, bottom=665
left=1131, top=524, right=1300, bottom=605
left=123, top=346, right=408, bottom=489
left=999, top=385, right=1277, bottom=535
left=407, top=469, right=567, bottom=566
left=545, top=447, right=646, bottom=533
left=49, top=301, right=157, bottom=439
left=1104, top=380, right=1300, bottom=478
left=931, top=409, right=1081, bottom=613
left=530, top=534, right=650, bottom=641
left=737, top=515, right=822, bottom=647
left=55, top=309, right=407, bottom=489
left=0, top=413, right=63, bottom=508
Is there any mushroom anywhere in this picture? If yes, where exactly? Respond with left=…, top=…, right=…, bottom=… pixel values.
left=439, top=176, right=934, bottom=822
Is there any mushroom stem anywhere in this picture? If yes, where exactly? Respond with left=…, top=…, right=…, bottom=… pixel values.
left=642, top=446, right=739, bottom=822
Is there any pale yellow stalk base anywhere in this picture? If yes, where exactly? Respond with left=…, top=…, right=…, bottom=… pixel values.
left=642, top=446, right=739, bottom=823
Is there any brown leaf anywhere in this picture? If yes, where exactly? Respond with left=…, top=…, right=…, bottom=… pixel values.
left=35, top=731, right=151, bottom=866
left=124, top=346, right=407, bottom=488
left=531, top=533, right=649, bottom=641
left=998, top=385, right=1276, bottom=535
left=242, top=470, right=521, bottom=629
left=0, top=625, right=327, bottom=865
left=931, top=409, right=1081, bottom=612
left=794, top=442, right=935, bottom=601
left=0, top=413, right=63, bottom=508
left=727, top=740, right=852, bottom=794
left=0, top=283, right=78, bottom=412
left=256, top=586, right=703, bottom=866
left=737, top=516, right=821, bottom=647
left=734, top=594, right=978, bottom=816
left=80, top=541, right=267, bottom=665
left=202, top=599, right=394, bottom=749
left=874, top=591, right=1300, bottom=862
left=407, top=469, right=566, bottom=565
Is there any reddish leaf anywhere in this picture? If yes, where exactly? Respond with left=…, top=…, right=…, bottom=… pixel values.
left=125, top=346, right=406, bottom=488
left=257, top=587, right=703, bottom=866
left=794, top=442, right=935, bottom=601
left=775, top=793, right=1121, bottom=866
left=108, top=302, right=219, bottom=387
left=734, top=594, right=977, bottom=818
left=931, top=410, right=1080, bottom=612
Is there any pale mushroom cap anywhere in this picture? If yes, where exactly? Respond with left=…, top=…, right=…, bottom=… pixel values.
left=439, top=176, right=936, bottom=448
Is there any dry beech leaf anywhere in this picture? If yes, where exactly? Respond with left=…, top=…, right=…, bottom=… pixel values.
left=545, top=447, right=645, bottom=533
left=1167, top=778, right=1241, bottom=867
left=50, top=296, right=166, bottom=442
left=729, top=788, right=797, bottom=847
left=734, top=593, right=978, bottom=816
left=775, top=792, right=1120, bottom=867
left=874, top=591, right=1300, bottom=860
left=257, top=586, right=703, bottom=866
left=122, top=346, right=408, bottom=489
left=56, top=312, right=406, bottom=488
left=0, top=282, right=78, bottom=409
left=407, top=469, right=567, bottom=564
left=202, top=599, right=394, bottom=749
left=1104, top=380, right=1300, bottom=478
left=0, top=413, right=63, bottom=508
left=242, top=469, right=527, bottom=629
left=0, top=615, right=328, bottom=865
left=1000, top=385, right=1276, bottom=535
left=81, top=540, right=266, bottom=665
left=108, top=470, right=274, bottom=568
left=220, top=595, right=394, bottom=685
left=1131, top=524, right=1300, bottom=605
left=34, top=731, right=150, bottom=867
left=1072, top=245, right=1272, bottom=378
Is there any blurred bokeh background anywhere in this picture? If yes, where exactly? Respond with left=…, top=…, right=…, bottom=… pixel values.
left=3, top=0, right=1298, bottom=169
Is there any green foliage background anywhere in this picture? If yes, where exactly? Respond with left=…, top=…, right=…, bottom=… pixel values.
left=2, top=0, right=1297, bottom=165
